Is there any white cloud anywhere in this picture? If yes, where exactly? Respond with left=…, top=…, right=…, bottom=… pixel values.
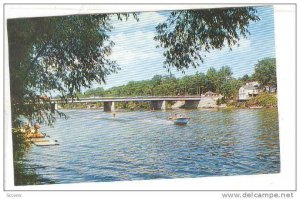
left=231, top=37, right=251, bottom=50
left=109, top=12, right=168, bottom=69
left=110, top=31, right=162, bottom=66
left=203, top=37, right=252, bottom=60
left=102, top=13, right=169, bottom=88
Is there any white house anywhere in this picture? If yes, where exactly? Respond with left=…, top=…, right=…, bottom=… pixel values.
left=239, top=82, right=260, bottom=101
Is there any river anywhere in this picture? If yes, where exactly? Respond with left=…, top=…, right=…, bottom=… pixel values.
left=24, top=108, right=280, bottom=184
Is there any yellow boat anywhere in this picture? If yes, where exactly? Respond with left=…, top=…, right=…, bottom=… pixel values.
left=32, top=139, right=59, bottom=146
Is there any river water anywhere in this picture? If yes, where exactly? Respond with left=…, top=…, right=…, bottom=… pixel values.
left=24, top=108, right=280, bottom=184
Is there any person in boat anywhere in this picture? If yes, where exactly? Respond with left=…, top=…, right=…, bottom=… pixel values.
left=173, top=113, right=178, bottom=119
left=33, top=122, right=41, bottom=134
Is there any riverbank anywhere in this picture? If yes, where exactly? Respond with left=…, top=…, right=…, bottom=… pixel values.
left=13, top=129, right=37, bottom=185
left=226, top=93, right=277, bottom=109
left=12, top=128, right=53, bottom=185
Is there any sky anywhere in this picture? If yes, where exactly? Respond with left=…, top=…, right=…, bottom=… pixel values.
left=99, top=6, right=275, bottom=90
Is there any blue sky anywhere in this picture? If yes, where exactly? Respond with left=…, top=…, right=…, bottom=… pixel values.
left=99, top=6, right=275, bottom=89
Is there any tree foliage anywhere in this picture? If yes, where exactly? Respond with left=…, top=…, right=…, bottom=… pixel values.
left=253, top=57, right=277, bottom=87
left=8, top=14, right=134, bottom=126
left=154, top=7, right=260, bottom=71
left=81, top=66, right=243, bottom=99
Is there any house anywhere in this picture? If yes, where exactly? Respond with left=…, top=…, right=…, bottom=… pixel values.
left=239, top=82, right=260, bottom=101
left=265, top=85, right=277, bottom=93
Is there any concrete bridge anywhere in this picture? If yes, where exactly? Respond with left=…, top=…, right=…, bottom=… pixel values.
left=51, top=96, right=204, bottom=112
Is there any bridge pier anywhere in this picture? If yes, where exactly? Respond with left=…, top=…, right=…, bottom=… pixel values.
left=151, top=100, right=166, bottom=110
left=183, top=100, right=201, bottom=109
left=104, top=101, right=115, bottom=112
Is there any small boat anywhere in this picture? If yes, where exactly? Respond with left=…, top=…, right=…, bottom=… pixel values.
left=32, top=138, right=59, bottom=146
left=168, top=114, right=190, bottom=125
left=173, top=117, right=190, bottom=125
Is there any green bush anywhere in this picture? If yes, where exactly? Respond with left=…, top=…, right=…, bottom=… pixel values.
left=247, top=93, right=277, bottom=107
left=216, top=97, right=226, bottom=105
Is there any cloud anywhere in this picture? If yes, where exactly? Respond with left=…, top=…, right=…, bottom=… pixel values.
left=102, top=12, right=169, bottom=88
left=110, top=31, right=162, bottom=66
left=109, top=12, right=168, bottom=68
left=202, top=37, right=252, bottom=60
left=231, top=37, right=251, bottom=50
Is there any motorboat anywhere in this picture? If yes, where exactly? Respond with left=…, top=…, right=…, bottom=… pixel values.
left=173, top=117, right=190, bottom=125
left=168, top=114, right=190, bottom=125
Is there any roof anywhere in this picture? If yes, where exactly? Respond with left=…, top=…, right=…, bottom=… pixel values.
left=240, top=81, right=260, bottom=90
left=241, top=85, right=258, bottom=90
left=246, top=81, right=259, bottom=86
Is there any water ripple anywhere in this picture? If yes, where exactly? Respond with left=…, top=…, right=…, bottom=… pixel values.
left=25, top=108, right=280, bottom=184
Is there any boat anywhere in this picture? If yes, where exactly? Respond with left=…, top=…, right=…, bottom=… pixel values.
left=173, top=117, right=190, bottom=125
left=20, top=126, right=46, bottom=139
left=168, top=114, right=190, bottom=125
left=31, top=138, right=59, bottom=146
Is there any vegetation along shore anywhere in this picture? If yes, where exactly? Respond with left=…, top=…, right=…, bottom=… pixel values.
left=61, top=58, right=277, bottom=110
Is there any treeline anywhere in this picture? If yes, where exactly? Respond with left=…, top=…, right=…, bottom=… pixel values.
left=79, top=58, right=276, bottom=101
left=79, top=66, right=242, bottom=99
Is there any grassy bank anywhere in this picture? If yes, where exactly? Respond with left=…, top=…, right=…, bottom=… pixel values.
left=227, top=93, right=277, bottom=108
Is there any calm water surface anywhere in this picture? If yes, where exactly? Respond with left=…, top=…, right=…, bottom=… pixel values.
left=24, top=108, right=280, bottom=184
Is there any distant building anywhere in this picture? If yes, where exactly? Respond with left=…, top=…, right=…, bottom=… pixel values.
left=239, top=82, right=260, bottom=101
left=202, top=91, right=218, bottom=97
left=265, top=85, right=277, bottom=93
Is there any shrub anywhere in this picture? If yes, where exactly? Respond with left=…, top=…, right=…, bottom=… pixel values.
left=217, top=97, right=226, bottom=105
left=247, top=93, right=277, bottom=107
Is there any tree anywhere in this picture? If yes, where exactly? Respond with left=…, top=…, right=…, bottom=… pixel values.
left=217, top=66, right=233, bottom=93
left=192, top=72, right=206, bottom=95
left=83, top=87, right=105, bottom=97
left=253, top=58, right=277, bottom=88
left=154, top=7, right=259, bottom=71
left=240, top=74, right=252, bottom=83
left=220, top=79, right=243, bottom=99
left=206, top=67, right=218, bottom=92
left=218, top=66, right=233, bottom=82
left=8, top=14, right=135, bottom=126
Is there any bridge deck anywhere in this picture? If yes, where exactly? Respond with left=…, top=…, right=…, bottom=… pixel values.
left=53, top=96, right=202, bottom=103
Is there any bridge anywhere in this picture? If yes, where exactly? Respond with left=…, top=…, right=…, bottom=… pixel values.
left=51, top=96, right=206, bottom=112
